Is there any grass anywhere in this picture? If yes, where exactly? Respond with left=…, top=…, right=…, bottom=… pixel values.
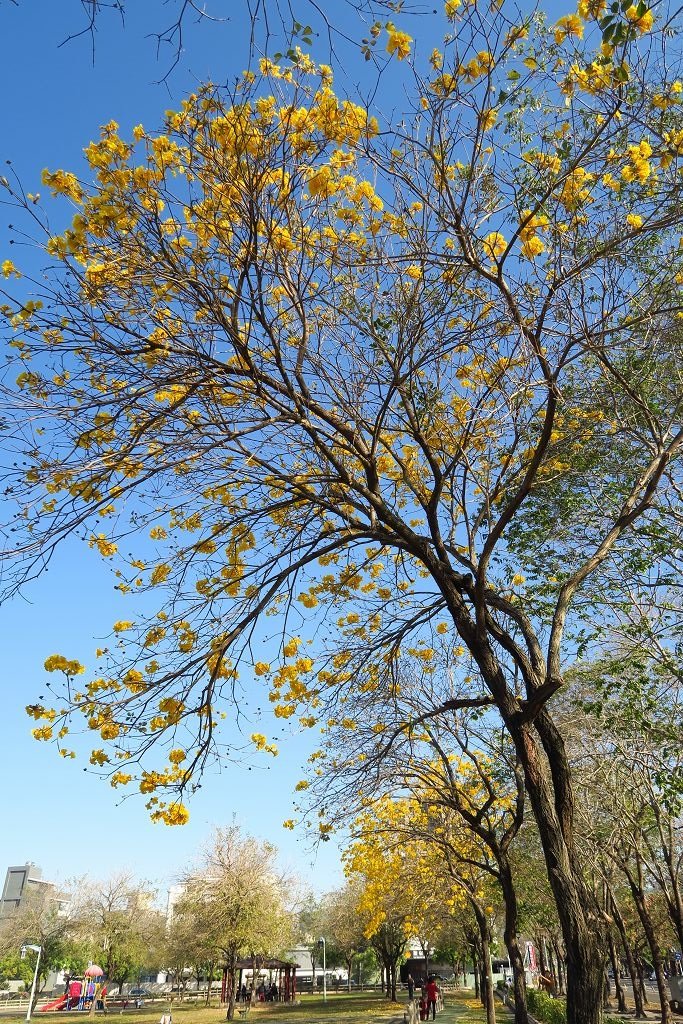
left=0, top=992, right=494, bottom=1024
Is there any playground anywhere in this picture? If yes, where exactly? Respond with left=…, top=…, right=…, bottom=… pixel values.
left=38, top=966, right=107, bottom=1015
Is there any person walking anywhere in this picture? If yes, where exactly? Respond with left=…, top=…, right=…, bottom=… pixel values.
left=425, top=977, right=440, bottom=1020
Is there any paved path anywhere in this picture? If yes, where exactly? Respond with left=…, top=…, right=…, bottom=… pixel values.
left=398, top=991, right=512, bottom=1024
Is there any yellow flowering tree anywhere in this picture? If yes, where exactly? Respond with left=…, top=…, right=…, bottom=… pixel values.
left=344, top=795, right=500, bottom=1021
left=312, top=690, right=530, bottom=1022
left=3, top=3, right=683, bottom=1020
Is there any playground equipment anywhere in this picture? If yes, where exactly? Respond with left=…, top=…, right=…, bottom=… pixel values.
left=39, top=965, right=105, bottom=1013
left=78, top=966, right=104, bottom=1011
left=40, top=996, right=68, bottom=1013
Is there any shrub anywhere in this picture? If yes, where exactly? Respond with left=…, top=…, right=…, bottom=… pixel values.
left=527, top=988, right=567, bottom=1024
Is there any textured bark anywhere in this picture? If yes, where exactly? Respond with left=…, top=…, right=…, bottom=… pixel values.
left=551, top=939, right=565, bottom=995
left=607, top=930, right=627, bottom=1014
left=626, top=862, right=673, bottom=1024
left=611, top=895, right=644, bottom=1018
left=498, top=860, right=529, bottom=1024
left=511, top=714, right=606, bottom=1024
left=471, top=903, right=496, bottom=1024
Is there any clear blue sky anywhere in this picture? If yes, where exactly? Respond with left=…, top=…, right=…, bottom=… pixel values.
left=0, top=0, right=375, bottom=899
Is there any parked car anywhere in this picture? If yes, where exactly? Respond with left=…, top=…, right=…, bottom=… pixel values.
left=128, top=988, right=152, bottom=997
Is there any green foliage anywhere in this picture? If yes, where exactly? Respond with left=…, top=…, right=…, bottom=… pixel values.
left=526, top=988, right=567, bottom=1024
left=0, top=951, right=31, bottom=988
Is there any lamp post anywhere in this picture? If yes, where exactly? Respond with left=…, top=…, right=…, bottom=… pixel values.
left=317, top=938, right=326, bottom=1003
left=21, top=945, right=42, bottom=1023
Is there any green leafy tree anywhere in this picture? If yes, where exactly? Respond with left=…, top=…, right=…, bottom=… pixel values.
left=72, top=874, right=163, bottom=996
left=176, top=826, right=295, bottom=1020
left=0, top=887, right=78, bottom=1007
left=325, top=882, right=369, bottom=992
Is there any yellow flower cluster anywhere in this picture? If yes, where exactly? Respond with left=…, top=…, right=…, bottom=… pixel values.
left=32, top=726, right=54, bottom=741
left=458, top=50, right=494, bottom=83
left=554, top=13, right=584, bottom=43
left=557, top=167, right=594, bottom=210
left=624, top=4, right=654, bottom=33
left=577, top=0, right=606, bottom=16
left=44, top=654, right=85, bottom=675
left=110, top=771, right=133, bottom=787
left=251, top=732, right=279, bottom=755
left=519, top=208, right=550, bottom=259
left=150, top=801, right=190, bottom=826
left=482, top=231, right=507, bottom=261
left=622, top=140, right=652, bottom=183
left=386, top=25, right=412, bottom=61
left=2, top=259, right=20, bottom=278
left=89, top=533, right=118, bottom=557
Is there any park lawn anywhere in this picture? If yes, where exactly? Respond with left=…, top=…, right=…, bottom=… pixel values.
left=11, top=991, right=493, bottom=1024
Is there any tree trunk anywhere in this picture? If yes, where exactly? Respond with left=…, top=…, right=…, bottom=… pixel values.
left=536, top=937, right=547, bottom=979
left=649, top=807, right=683, bottom=957
left=225, top=963, right=237, bottom=1021
left=607, top=930, right=627, bottom=1014
left=606, top=929, right=626, bottom=1015
left=551, top=939, right=565, bottom=995
left=498, top=859, right=529, bottom=1024
left=544, top=937, right=557, bottom=987
left=611, top=895, right=644, bottom=1017
left=436, top=571, right=607, bottom=1021
left=626, top=872, right=673, bottom=1024
left=472, top=903, right=495, bottom=1024
left=635, top=954, right=649, bottom=1007
left=513, top=713, right=606, bottom=1024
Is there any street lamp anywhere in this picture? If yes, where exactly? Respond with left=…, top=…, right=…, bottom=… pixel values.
left=317, top=938, right=326, bottom=1003
left=21, top=945, right=42, bottom=1023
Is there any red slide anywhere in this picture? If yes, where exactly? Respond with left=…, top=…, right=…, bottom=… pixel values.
left=39, top=995, right=68, bottom=1012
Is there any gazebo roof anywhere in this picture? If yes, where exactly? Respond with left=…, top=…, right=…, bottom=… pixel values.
left=235, top=958, right=300, bottom=970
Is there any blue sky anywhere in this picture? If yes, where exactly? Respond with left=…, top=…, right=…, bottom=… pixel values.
left=0, top=0, right=377, bottom=900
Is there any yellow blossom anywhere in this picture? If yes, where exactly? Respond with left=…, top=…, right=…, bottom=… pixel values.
left=153, top=801, right=190, bottom=826
left=624, top=5, right=654, bottom=33
left=482, top=231, right=507, bottom=260
left=386, top=26, right=412, bottom=60
left=2, top=259, right=20, bottom=278
left=554, top=14, right=584, bottom=44
left=44, top=654, right=85, bottom=675
left=283, top=637, right=301, bottom=658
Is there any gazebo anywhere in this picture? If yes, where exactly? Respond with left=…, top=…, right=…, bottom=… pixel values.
left=221, top=958, right=300, bottom=1004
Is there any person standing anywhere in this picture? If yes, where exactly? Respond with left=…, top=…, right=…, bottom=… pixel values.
left=407, top=974, right=414, bottom=1000
left=425, top=977, right=440, bottom=1020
